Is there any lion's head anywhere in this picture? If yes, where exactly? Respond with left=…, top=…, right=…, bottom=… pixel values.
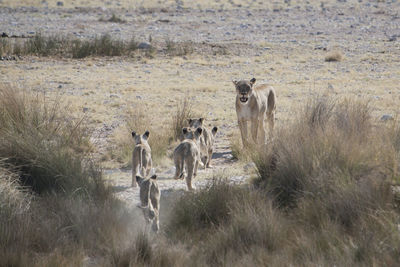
left=131, top=130, right=150, bottom=145
left=233, top=78, right=256, bottom=104
left=182, top=127, right=203, bottom=142
left=188, top=118, right=204, bottom=128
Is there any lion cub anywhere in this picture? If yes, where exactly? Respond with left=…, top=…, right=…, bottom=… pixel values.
left=131, top=130, right=152, bottom=187
left=173, top=127, right=203, bottom=190
left=233, top=78, right=276, bottom=146
left=188, top=118, right=218, bottom=168
left=136, top=174, right=160, bottom=233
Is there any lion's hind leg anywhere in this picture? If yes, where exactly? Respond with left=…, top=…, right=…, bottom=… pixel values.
left=266, top=110, right=275, bottom=140
left=258, top=115, right=267, bottom=145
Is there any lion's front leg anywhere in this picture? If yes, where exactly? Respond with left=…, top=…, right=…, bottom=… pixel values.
left=251, top=118, right=259, bottom=144
left=238, top=119, right=249, bottom=147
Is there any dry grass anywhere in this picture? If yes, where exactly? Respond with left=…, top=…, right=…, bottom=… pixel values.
left=1, top=91, right=399, bottom=265
left=171, top=95, right=193, bottom=141
left=325, top=50, right=343, bottom=62
left=0, top=33, right=140, bottom=58
left=110, top=105, right=172, bottom=167
left=165, top=39, right=194, bottom=57
left=1, top=33, right=198, bottom=59
left=0, top=84, right=138, bottom=266
left=99, top=13, right=126, bottom=23
left=0, top=85, right=100, bottom=194
left=254, top=97, right=396, bottom=207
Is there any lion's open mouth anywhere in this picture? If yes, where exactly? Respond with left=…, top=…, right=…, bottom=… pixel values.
left=240, top=96, right=248, bottom=103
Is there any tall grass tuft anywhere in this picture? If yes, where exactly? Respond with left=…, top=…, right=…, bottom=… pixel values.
left=71, top=34, right=129, bottom=58
left=256, top=95, right=397, bottom=213
left=325, top=50, right=343, bottom=62
left=0, top=84, right=136, bottom=266
left=172, top=95, right=193, bottom=141
left=0, top=85, right=101, bottom=194
left=111, top=105, right=171, bottom=167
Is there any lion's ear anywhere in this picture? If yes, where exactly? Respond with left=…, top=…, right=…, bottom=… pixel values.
left=143, top=130, right=150, bottom=140
left=232, top=79, right=238, bottom=86
left=196, top=127, right=203, bottom=135
left=199, top=118, right=204, bottom=124
left=136, top=175, right=144, bottom=186
left=250, top=78, right=256, bottom=86
left=132, top=131, right=136, bottom=137
left=182, top=127, right=188, bottom=134
left=150, top=175, right=157, bottom=180
left=188, top=119, right=193, bottom=124
left=212, top=126, right=218, bottom=136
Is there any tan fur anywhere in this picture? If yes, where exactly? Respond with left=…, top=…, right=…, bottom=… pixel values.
left=136, top=175, right=160, bottom=233
left=131, top=131, right=152, bottom=187
left=233, top=78, right=276, bottom=146
left=188, top=118, right=218, bottom=168
left=173, top=127, right=203, bottom=190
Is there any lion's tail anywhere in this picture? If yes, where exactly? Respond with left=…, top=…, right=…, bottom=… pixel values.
left=267, top=88, right=276, bottom=115
left=138, top=147, right=144, bottom=177
left=179, top=153, right=185, bottom=179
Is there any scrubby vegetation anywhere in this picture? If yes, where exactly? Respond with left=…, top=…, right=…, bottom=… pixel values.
left=158, top=97, right=400, bottom=266
left=0, top=85, right=136, bottom=266
left=0, top=33, right=141, bottom=58
left=0, top=33, right=197, bottom=59
left=2, top=85, right=399, bottom=266
left=325, top=50, right=343, bottom=62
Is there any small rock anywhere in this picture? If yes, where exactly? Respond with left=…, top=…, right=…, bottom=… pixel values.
left=83, top=107, right=89, bottom=113
left=328, top=83, right=334, bottom=90
left=1, top=32, right=8, bottom=38
left=56, top=1, right=63, bottom=6
left=110, top=94, right=120, bottom=98
left=136, top=95, right=142, bottom=99
left=137, top=42, right=152, bottom=49
left=58, top=84, right=62, bottom=89
left=381, top=114, right=394, bottom=122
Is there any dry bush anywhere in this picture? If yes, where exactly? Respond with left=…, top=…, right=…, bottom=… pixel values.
left=325, top=50, right=343, bottom=62
left=24, top=33, right=68, bottom=56
left=0, top=166, right=32, bottom=266
left=99, top=13, right=126, bottom=23
left=0, top=85, right=140, bottom=266
left=161, top=96, right=400, bottom=266
left=229, top=131, right=257, bottom=161
left=1, top=33, right=140, bottom=59
left=172, top=95, right=193, bottom=141
left=165, top=39, right=194, bottom=57
left=0, top=85, right=101, bottom=194
left=111, top=105, right=171, bottom=167
left=255, top=97, right=396, bottom=207
left=165, top=179, right=243, bottom=241
left=71, top=34, right=129, bottom=58
left=111, top=232, right=189, bottom=267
